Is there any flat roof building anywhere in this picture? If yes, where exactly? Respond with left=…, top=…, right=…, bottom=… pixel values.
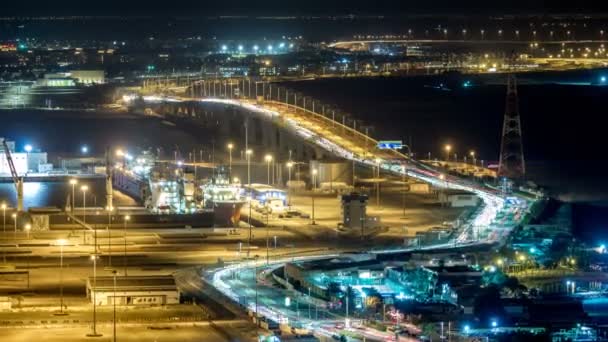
left=86, top=275, right=180, bottom=306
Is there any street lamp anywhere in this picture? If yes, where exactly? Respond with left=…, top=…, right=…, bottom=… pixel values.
left=11, top=213, right=16, bottom=240
left=401, top=164, right=407, bottom=218
left=123, top=215, right=130, bottom=277
left=227, top=143, right=234, bottom=178
left=1, top=203, right=5, bottom=262
left=265, top=154, right=273, bottom=185
left=81, top=185, right=88, bottom=245
left=87, top=254, right=102, bottom=337
left=245, top=149, right=254, bottom=257
left=69, top=179, right=77, bottom=212
left=56, top=239, right=68, bottom=315
left=106, top=206, right=114, bottom=267
left=444, top=144, right=452, bottom=162
left=311, top=169, right=317, bottom=225
left=286, top=161, right=294, bottom=207
left=375, top=158, right=381, bottom=208
left=469, top=150, right=476, bottom=166
left=24, top=223, right=31, bottom=239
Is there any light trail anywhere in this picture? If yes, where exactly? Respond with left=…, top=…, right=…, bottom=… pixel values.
left=131, top=94, right=536, bottom=340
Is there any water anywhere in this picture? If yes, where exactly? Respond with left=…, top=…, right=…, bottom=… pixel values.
left=0, top=179, right=137, bottom=209
left=2, top=73, right=607, bottom=239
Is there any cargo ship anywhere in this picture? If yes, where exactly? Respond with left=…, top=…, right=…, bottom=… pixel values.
left=201, top=174, right=245, bottom=227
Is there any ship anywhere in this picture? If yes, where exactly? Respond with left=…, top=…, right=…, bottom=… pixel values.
left=201, top=173, right=246, bottom=227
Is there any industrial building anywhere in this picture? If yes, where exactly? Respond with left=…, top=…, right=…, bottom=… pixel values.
left=438, top=190, right=479, bottom=207
left=339, top=192, right=381, bottom=230
left=0, top=139, right=49, bottom=174
left=86, top=275, right=180, bottom=306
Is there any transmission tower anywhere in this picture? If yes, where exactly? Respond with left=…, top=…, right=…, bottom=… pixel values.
left=498, top=74, right=525, bottom=180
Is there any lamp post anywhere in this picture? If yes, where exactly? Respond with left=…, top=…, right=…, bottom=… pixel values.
left=12, top=213, right=16, bottom=240
left=87, top=254, right=102, bottom=337
left=69, top=179, right=77, bottom=213
left=112, top=270, right=118, bottom=342
left=81, top=185, right=88, bottom=245
left=1, top=203, right=5, bottom=263
left=311, top=169, right=317, bottom=225
left=56, top=239, right=67, bottom=315
left=227, top=143, right=234, bottom=178
left=246, top=149, right=253, bottom=257
left=444, top=144, right=452, bottom=163
left=106, top=206, right=113, bottom=267
left=375, top=158, right=381, bottom=209
left=265, top=154, right=273, bottom=185
left=254, top=255, right=260, bottom=326
left=1, top=203, right=6, bottom=236
left=470, top=151, right=476, bottom=167
left=123, top=215, right=130, bottom=277
left=24, top=223, right=31, bottom=239
left=402, top=164, right=407, bottom=218
left=286, top=161, right=293, bottom=207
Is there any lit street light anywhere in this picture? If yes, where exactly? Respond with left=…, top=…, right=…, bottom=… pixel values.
left=444, top=144, right=452, bottom=162
left=81, top=185, right=89, bottom=245
left=11, top=213, right=16, bottom=240
left=227, top=143, right=234, bottom=178
left=69, top=179, right=77, bottom=213
left=286, top=161, right=293, bottom=207
left=265, top=154, right=273, bottom=185
left=311, top=169, right=317, bottom=225
left=123, top=215, right=130, bottom=277
left=246, top=149, right=253, bottom=257
left=470, top=150, right=476, bottom=166
left=87, top=254, right=102, bottom=337
left=56, top=239, right=68, bottom=315
left=1, top=202, right=5, bottom=262
left=375, top=158, right=381, bottom=208
left=24, top=223, right=31, bottom=239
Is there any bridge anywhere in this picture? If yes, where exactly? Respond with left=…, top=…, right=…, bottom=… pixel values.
left=127, top=78, right=539, bottom=339
left=327, top=39, right=608, bottom=49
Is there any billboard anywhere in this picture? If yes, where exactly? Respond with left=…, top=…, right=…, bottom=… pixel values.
left=377, top=140, right=403, bottom=150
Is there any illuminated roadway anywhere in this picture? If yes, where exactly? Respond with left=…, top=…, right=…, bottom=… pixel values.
left=133, top=94, right=535, bottom=340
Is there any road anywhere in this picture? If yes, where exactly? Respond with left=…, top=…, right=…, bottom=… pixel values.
left=130, top=91, right=538, bottom=340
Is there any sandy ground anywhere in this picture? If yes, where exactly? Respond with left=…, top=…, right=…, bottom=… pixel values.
left=0, top=323, right=250, bottom=342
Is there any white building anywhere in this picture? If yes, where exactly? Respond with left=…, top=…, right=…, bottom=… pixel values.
left=87, top=275, right=180, bottom=306
left=0, top=139, right=48, bottom=174
left=438, top=190, right=479, bottom=208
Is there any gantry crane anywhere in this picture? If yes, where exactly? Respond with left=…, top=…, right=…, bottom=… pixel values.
left=2, top=139, right=23, bottom=212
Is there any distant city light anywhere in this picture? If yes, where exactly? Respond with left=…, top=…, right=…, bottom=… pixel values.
left=267, top=45, right=273, bottom=51
left=81, top=145, right=89, bottom=154
left=238, top=45, right=243, bottom=51
left=253, top=45, right=259, bottom=51
left=279, top=42, right=285, bottom=48
left=601, top=76, right=607, bottom=83
left=221, top=45, right=227, bottom=51
left=24, top=144, right=32, bottom=152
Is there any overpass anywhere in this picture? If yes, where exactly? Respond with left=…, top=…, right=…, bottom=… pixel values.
left=129, top=79, right=540, bottom=339
left=327, top=39, right=608, bottom=49
left=129, top=78, right=535, bottom=247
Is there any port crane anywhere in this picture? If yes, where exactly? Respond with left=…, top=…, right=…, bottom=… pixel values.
left=2, top=139, right=23, bottom=212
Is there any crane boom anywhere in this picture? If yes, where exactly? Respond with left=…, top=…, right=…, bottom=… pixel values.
left=2, top=139, right=23, bottom=212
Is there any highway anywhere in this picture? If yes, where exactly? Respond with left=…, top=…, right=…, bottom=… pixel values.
left=130, top=93, right=537, bottom=340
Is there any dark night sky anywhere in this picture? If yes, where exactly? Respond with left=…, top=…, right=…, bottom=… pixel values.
left=4, top=0, right=608, bottom=16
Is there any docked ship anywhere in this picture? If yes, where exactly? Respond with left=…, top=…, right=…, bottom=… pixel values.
left=112, top=151, right=244, bottom=227
left=201, top=173, right=246, bottom=227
